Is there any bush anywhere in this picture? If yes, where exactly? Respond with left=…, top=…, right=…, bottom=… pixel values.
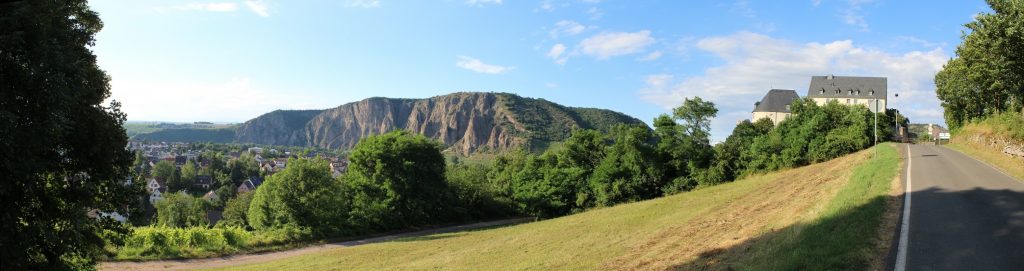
left=345, top=130, right=457, bottom=230
left=247, top=158, right=347, bottom=236
left=116, top=227, right=253, bottom=259
left=154, top=193, right=210, bottom=228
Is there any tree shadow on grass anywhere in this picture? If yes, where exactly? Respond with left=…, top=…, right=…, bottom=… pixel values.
left=386, top=220, right=528, bottom=243
left=674, top=187, right=1024, bottom=271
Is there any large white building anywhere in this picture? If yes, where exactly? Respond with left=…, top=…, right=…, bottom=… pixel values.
left=752, top=89, right=801, bottom=125
left=806, top=75, right=887, bottom=113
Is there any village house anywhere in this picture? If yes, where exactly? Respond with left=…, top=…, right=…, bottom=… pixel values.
left=194, top=175, right=214, bottom=190
left=202, top=190, right=220, bottom=203
left=174, top=155, right=188, bottom=167
left=237, top=176, right=265, bottom=194
left=752, top=89, right=801, bottom=125
left=927, top=124, right=950, bottom=140
left=330, top=160, right=348, bottom=178
left=806, top=75, right=887, bottom=112
left=146, top=177, right=167, bottom=204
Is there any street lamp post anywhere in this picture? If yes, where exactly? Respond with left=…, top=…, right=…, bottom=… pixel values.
left=894, top=93, right=899, bottom=142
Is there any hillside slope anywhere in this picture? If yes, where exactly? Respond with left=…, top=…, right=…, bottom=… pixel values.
left=214, top=145, right=900, bottom=271
left=132, top=92, right=644, bottom=155
left=947, top=113, right=1024, bottom=181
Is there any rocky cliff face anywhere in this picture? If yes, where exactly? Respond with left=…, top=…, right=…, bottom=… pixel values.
left=235, top=110, right=323, bottom=146
left=232, top=92, right=645, bottom=155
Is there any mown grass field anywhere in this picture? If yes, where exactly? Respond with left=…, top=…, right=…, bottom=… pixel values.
left=210, top=144, right=900, bottom=271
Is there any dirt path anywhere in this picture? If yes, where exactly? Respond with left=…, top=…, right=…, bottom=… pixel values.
left=99, top=218, right=532, bottom=271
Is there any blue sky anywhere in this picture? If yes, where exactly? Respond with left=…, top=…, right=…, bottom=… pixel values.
left=90, top=0, right=989, bottom=142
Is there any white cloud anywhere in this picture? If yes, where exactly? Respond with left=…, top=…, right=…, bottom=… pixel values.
left=109, top=78, right=333, bottom=122
left=549, top=20, right=586, bottom=38
left=580, top=30, right=655, bottom=59
left=456, top=56, right=515, bottom=74
left=638, top=50, right=662, bottom=61
left=540, top=1, right=554, bottom=11
left=346, top=0, right=380, bottom=8
left=466, top=0, right=502, bottom=6
left=841, top=0, right=874, bottom=31
left=547, top=43, right=568, bottom=65
left=175, top=2, right=239, bottom=12
left=170, top=1, right=269, bottom=16
left=244, top=0, right=270, bottom=17
left=586, top=7, right=603, bottom=20
left=639, top=31, right=948, bottom=141
left=731, top=0, right=756, bottom=18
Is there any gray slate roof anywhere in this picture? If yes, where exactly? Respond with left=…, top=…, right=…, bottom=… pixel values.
left=806, top=75, right=887, bottom=99
left=753, top=89, right=801, bottom=113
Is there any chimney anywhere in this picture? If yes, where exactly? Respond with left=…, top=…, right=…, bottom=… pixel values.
left=827, top=74, right=834, bottom=80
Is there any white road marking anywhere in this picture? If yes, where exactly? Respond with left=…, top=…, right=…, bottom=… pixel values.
left=895, top=144, right=913, bottom=271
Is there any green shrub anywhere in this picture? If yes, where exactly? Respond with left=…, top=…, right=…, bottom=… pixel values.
left=116, top=226, right=252, bottom=259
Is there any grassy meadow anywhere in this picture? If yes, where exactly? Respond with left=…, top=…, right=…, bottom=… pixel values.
left=210, top=144, right=901, bottom=271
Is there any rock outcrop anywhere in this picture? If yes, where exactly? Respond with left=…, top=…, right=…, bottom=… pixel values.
left=232, top=92, right=645, bottom=155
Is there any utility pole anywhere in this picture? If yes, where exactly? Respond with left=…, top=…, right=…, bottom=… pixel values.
left=894, top=93, right=900, bottom=143
left=874, top=99, right=878, bottom=159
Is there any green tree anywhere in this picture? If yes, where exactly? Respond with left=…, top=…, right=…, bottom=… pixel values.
left=133, top=151, right=147, bottom=176
left=345, top=131, right=455, bottom=230
left=248, top=158, right=347, bottom=235
left=181, top=160, right=198, bottom=188
left=710, top=118, right=775, bottom=183
left=673, top=97, right=719, bottom=141
left=656, top=97, right=719, bottom=192
left=154, top=193, right=209, bottom=228
left=588, top=125, right=665, bottom=206
left=228, top=153, right=260, bottom=182
left=218, top=191, right=254, bottom=229
left=166, top=166, right=185, bottom=192
left=446, top=163, right=512, bottom=219
left=0, top=1, right=141, bottom=269
left=936, top=0, right=1024, bottom=130
left=153, top=160, right=176, bottom=180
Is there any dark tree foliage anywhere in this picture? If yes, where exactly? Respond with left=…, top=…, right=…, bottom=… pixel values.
left=587, top=125, right=664, bottom=207
left=936, top=0, right=1024, bottom=130
left=0, top=1, right=141, bottom=269
left=741, top=99, right=876, bottom=174
left=154, top=193, right=209, bottom=228
left=445, top=163, right=514, bottom=219
left=707, top=118, right=775, bottom=183
left=218, top=190, right=254, bottom=229
left=344, top=131, right=456, bottom=230
left=655, top=97, right=718, bottom=193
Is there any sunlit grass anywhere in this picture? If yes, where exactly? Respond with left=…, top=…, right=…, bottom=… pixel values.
left=211, top=146, right=895, bottom=271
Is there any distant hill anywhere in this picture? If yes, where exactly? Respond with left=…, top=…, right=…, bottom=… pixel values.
left=130, top=92, right=646, bottom=154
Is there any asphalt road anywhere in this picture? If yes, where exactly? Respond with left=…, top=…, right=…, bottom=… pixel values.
left=897, top=144, right=1024, bottom=271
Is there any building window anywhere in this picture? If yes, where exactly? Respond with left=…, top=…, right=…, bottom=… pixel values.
left=869, top=90, right=874, bottom=95
left=847, top=99, right=851, bottom=104
left=819, top=89, right=825, bottom=94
